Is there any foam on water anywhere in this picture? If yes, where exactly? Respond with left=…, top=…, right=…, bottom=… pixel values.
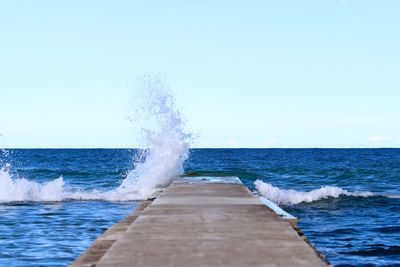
left=0, top=166, right=65, bottom=202
left=254, top=179, right=374, bottom=205
left=0, top=75, right=190, bottom=203
left=0, top=166, right=134, bottom=202
left=115, top=76, right=190, bottom=199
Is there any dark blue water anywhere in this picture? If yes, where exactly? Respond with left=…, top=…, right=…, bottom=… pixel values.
left=1, top=149, right=400, bottom=266
left=186, top=149, right=400, bottom=267
left=0, top=149, right=139, bottom=266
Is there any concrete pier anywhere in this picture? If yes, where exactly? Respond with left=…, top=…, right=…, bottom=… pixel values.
left=72, top=177, right=329, bottom=267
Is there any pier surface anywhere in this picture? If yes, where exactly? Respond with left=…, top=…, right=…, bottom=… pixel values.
left=73, top=177, right=328, bottom=267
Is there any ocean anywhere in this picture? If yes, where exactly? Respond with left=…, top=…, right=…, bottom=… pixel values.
left=1, top=148, right=399, bottom=266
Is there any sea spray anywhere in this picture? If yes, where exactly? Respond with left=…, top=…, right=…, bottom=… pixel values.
left=116, top=75, right=191, bottom=199
left=0, top=167, right=65, bottom=202
left=254, top=180, right=373, bottom=205
left=0, top=75, right=190, bottom=202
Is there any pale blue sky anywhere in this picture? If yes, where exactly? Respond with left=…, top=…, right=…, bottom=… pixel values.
left=0, top=0, right=399, bottom=148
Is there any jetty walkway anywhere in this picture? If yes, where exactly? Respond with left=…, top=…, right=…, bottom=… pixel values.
left=72, top=177, right=329, bottom=267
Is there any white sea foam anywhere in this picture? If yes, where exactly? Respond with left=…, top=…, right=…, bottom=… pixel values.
left=0, top=167, right=134, bottom=202
left=386, top=194, right=400, bottom=199
left=254, top=179, right=374, bottom=205
left=0, top=75, right=191, bottom=203
left=0, top=167, right=65, bottom=202
left=115, top=75, right=190, bottom=199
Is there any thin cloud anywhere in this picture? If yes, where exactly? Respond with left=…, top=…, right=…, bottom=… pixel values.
left=368, top=136, right=394, bottom=143
left=338, top=0, right=351, bottom=5
left=226, top=138, right=238, bottom=146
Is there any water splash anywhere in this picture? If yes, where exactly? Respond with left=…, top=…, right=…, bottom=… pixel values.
left=254, top=180, right=374, bottom=205
left=0, top=167, right=65, bottom=202
left=116, top=75, right=191, bottom=199
left=0, top=75, right=191, bottom=203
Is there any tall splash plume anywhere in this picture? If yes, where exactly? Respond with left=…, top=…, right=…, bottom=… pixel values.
left=255, top=180, right=373, bottom=205
left=0, top=76, right=190, bottom=203
left=116, top=75, right=191, bottom=199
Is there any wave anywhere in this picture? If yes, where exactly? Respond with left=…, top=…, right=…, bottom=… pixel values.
left=254, top=180, right=374, bottom=205
left=0, top=167, right=65, bottom=202
left=115, top=75, right=190, bottom=199
left=386, top=194, right=400, bottom=199
left=0, top=75, right=191, bottom=203
left=0, top=166, right=154, bottom=202
left=342, top=245, right=400, bottom=256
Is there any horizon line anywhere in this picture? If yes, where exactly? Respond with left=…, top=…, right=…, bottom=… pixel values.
left=2, top=147, right=400, bottom=150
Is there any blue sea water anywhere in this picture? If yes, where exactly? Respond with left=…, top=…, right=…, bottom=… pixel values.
left=1, top=148, right=400, bottom=266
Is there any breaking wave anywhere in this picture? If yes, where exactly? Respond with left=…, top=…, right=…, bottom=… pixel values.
left=0, top=75, right=191, bottom=203
left=254, top=179, right=374, bottom=205
left=0, top=166, right=65, bottom=202
left=115, top=75, right=191, bottom=199
left=0, top=166, right=142, bottom=202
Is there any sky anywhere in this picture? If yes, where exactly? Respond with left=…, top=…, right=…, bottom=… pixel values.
left=0, top=0, right=399, bottom=148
